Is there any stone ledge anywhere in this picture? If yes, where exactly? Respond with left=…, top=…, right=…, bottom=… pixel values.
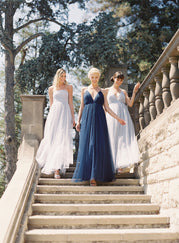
left=0, top=137, right=39, bottom=243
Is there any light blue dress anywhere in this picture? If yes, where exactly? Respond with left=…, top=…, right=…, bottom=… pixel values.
left=106, top=89, right=140, bottom=170
left=36, top=89, right=73, bottom=174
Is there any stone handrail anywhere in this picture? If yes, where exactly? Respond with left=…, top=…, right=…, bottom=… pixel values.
left=0, top=135, right=39, bottom=243
left=133, top=29, right=179, bottom=135
left=0, top=95, right=46, bottom=243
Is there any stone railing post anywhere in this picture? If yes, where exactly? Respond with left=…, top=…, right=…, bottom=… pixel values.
left=161, top=66, right=172, bottom=109
left=154, top=74, right=164, bottom=115
left=169, top=56, right=179, bottom=101
left=143, top=89, right=150, bottom=126
left=21, top=95, right=46, bottom=142
left=133, top=102, right=140, bottom=135
left=148, top=82, right=157, bottom=121
left=139, top=96, right=145, bottom=130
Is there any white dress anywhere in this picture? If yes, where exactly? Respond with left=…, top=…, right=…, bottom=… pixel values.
left=36, top=89, right=73, bottom=174
left=106, top=89, right=140, bottom=170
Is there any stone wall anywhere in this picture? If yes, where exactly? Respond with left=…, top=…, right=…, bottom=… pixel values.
left=136, top=98, right=179, bottom=231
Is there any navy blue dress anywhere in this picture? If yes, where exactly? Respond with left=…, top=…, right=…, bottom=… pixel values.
left=72, top=90, right=115, bottom=182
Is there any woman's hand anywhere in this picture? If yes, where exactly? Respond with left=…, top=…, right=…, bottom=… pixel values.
left=76, top=122, right=80, bottom=132
left=72, top=119, right=76, bottom=127
left=117, top=117, right=126, bottom=125
left=133, top=82, right=140, bottom=94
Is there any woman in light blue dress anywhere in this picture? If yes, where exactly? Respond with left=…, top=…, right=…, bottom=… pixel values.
left=106, top=71, right=140, bottom=173
left=36, top=68, right=75, bottom=178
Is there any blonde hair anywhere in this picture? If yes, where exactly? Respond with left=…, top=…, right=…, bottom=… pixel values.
left=88, top=67, right=101, bottom=79
left=53, top=68, right=66, bottom=89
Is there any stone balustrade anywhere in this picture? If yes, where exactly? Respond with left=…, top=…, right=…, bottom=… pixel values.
left=134, top=29, right=179, bottom=134
left=0, top=95, right=46, bottom=243
left=133, top=29, right=179, bottom=231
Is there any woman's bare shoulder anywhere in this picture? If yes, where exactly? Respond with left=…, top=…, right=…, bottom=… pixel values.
left=121, top=88, right=127, bottom=94
left=101, top=88, right=108, bottom=95
left=81, top=86, right=88, bottom=93
left=66, top=84, right=73, bottom=90
left=48, top=86, right=54, bottom=93
left=104, top=87, right=110, bottom=92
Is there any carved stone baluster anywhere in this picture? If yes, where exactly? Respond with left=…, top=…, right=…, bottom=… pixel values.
left=169, top=56, right=179, bottom=101
left=149, top=82, right=157, bottom=121
left=133, top=101, right=140, bottom=135
left=143, top=89, right=150, bottom=126
left=139, top=96, right=145, bottom=130
left=161, top=66, right=172, bottom=108
left=154, top=74, right=164, bottom=115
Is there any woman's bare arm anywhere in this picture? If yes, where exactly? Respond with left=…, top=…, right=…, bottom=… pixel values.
left=76, top=87, right=86, bottom=132
left=48, top=86, right=54, bottom=108
left=68, top=85, right=75, bottom=127
left=124, top=82, right=140, bottom=107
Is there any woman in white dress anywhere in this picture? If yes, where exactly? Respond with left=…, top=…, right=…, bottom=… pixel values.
left=106, top=71, right=140, bottom=173
left=36, top=68, right=75, bottom=178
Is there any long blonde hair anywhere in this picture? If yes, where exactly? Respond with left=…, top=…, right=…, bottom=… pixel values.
left=53, top=68, right=66, bottom=89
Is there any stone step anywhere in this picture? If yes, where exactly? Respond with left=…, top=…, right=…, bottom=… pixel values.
left=28, top=215, right=170, bottom=229
left=25, top=228, right=179, bottom=242
left=66, top=167, right=75, bottom=172
left=69, top=163, right=76, bottom=167
left=38, top=178, right=140, bottom=186
left=66, top=166, right=132, bottom=174
left=36, top=185, right=144, bottom=194
left=34, top=193, right=151, bottom=204
left=32, top=203, right=160, bottom=215
left=40, top=172, right=135, bottom=179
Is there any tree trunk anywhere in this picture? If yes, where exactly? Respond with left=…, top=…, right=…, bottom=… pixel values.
left=4, top=53, right=17, bottom=182
left=4, top=3, right=17, bottom=183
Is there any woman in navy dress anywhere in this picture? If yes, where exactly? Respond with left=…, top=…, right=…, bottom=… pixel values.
left=72, top=68, right=125, bottom=186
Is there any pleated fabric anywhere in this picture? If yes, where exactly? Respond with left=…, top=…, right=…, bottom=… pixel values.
left=72, top=90, right=115, bottom=182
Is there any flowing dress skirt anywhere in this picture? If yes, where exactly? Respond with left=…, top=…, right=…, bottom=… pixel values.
left=106, top=90, right=140, bottom=170
left=73, top=90, right=115, bottom=182
left=36, top=90, right=73, bottom=174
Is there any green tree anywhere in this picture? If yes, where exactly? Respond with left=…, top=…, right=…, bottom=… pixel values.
left=0, top=0, right=86, bottom=183
left=16, top=24, right=82, bottom=95
left=77, top=12, right=119, bottom=72
left=16, top=12, right=120, bottom=91
left=88, top=0, right=179, bottom=82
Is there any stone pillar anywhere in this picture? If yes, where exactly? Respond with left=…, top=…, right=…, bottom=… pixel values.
left=154, top=74, right=164, bottom=115
left=133, top=101, right=140, bottom=135
left=21, top=95, right=46, bottom=142
left=139, top=96, right=145, bottom=130
left=143, top=89, right=150, bottom=126
left=169, top=56, right=179, bottom=101
left=161, top=66, right=172, bottom=108
left=149, top=82, right=157, bottom=121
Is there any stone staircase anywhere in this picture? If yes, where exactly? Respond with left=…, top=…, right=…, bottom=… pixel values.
left=24, top=163, right=179, bottom=243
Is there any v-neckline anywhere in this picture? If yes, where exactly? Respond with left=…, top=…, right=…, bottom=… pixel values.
left=86, top=90, right=101, bottom=101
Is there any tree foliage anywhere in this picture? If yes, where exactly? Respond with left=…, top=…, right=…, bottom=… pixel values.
left=89, top=0, right=179, bottom=82
left=16, top=11, right=121, bottom=91
left=77, top=12, right=119, bottom=69
left=0, top=0, right=87, bottom=182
